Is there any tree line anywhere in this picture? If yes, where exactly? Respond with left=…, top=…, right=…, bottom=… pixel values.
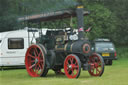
left=0, top=0, right=127, bottom=45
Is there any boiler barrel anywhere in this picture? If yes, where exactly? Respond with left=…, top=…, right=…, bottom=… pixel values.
left=55, top=40, right=92, bottom=56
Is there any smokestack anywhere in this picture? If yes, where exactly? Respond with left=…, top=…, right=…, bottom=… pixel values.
left=76, top=0, right=85, bottom=40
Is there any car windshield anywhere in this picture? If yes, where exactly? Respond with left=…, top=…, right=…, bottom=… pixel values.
left=95, top=42, right=115, bottom=52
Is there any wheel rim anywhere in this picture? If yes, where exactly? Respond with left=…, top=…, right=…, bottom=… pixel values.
left=64, top=54, right=80, bottom=78
left=25, top=44, right=45, bottom=77
left=88, top=53, right=104, bottom=76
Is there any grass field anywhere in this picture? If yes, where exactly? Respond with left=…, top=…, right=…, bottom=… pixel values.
left=0, top=58, right=128, bottom=85
left=0, top=47, right=128, bottom=85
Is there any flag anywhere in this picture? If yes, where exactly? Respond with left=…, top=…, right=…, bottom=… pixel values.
left=85, top=27, right=91, bottom=32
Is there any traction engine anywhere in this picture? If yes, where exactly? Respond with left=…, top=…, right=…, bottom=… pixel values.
left=24, top=3, right=105, bottom=79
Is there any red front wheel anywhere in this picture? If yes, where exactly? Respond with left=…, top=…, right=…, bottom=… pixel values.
left=25, top=44, right=48, bottom=77
left=64, top=54, right=81, bottom=78
left=88, top=53, right=104, bottom=76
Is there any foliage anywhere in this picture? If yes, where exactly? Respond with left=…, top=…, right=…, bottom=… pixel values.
left=116, top=46, right=128, bottom=59
left=104, top=0, right=128, bottom=45
left=0, top=0, right=22, bottom=32
left=0, top=0, right=128, bottom=45
left=83, top=3, right=117, bottom=42
left=85, top=0, right=128, bottom=45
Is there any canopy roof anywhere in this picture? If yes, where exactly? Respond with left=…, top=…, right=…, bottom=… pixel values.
left=17, top=0, right=88, bottom=23
left=18, top=10, right=89, bottom=23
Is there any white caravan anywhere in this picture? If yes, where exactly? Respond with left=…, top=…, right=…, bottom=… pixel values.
left=0, top=27, right=77, bottom=67
left=0, top=28, right=47, bottom=67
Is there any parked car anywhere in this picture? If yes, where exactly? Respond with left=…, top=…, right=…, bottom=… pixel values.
left=93, top=38, right=117, bottom=65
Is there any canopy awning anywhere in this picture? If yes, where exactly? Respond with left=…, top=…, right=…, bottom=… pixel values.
left=18, top=10, right=89, bottom=23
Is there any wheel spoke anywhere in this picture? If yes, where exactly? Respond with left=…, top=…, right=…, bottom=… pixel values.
left=33, top=48, right=38, bottom=57
left=35, top=64, right=38, bottom=71
left=74, top=65, right=78, bottom=69
left=96, top=69, right=98, bottom=74
left=39, top=56, right=43, bottom=62
left=39, top=56, right=43, bottom=65
left=90, top=57, right=95, bottom=62
left=97, top=60, right=101, bottom=63
left=37, top=66, right=40, bottom=72
left=67, top=68, right=71, bottom=73
left=31, top=60, right=35, bottom=63
left=40, top=60, right=43, bottom=63
left=28, top=53, right=35, bottom=59
left=75, top=62, right=77, bottom=65
left=39, top=63, right=42, bottom=69
left=34, top=51, right=37, bottom=57
left=70, top=58, right=73, bottom=64
left=35, top=48, right=39, bottom=56
left=35, top=65, right=40, bottom=74
left=96, top=61, right=102, bottom=67
left=71, top=70, right=74, bottom=76
left=38, top=52, right=42, bottom=58
left=96, top=68, right=100, bottom=73
left=29, top=64, right=36, bottom=69
left=91, top=68, right=94, bottom=73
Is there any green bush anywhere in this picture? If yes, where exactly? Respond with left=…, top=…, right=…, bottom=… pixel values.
left=116, top=46, right=128, bottom=59
left=83, top=3, right=117, bottom=42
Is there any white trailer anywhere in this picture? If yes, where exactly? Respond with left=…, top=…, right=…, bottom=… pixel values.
left=0, top=28, right=76, bottom=67
left=0, top=28, right=47, bottom=67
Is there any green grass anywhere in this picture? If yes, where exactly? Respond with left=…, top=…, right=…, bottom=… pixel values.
left=0, top=46, right=128, bottom=85
left=0, top=58, right=128, bottom=85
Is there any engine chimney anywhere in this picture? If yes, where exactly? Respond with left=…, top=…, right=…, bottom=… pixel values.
left=76, top=0, right=85, bottom=40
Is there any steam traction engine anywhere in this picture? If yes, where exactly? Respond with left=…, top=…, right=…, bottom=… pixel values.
left=23, top=3, right=105, bottom=78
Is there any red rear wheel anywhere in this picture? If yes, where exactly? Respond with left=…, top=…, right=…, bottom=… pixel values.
left=64, top=54, right=81, bottom=78
left=25, top=44, right=47, bottom=77
left=88, top=53, right=104, bottom=76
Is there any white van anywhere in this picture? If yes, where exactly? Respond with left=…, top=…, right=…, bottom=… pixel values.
left=0, top=28, right=47, bottom=67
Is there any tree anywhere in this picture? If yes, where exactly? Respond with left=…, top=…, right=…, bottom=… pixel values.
left=97, top=0, right=128, bottom=45
left=83, top=2, right=117, bottom=42
left=0, top=0, right=21, bottom=32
